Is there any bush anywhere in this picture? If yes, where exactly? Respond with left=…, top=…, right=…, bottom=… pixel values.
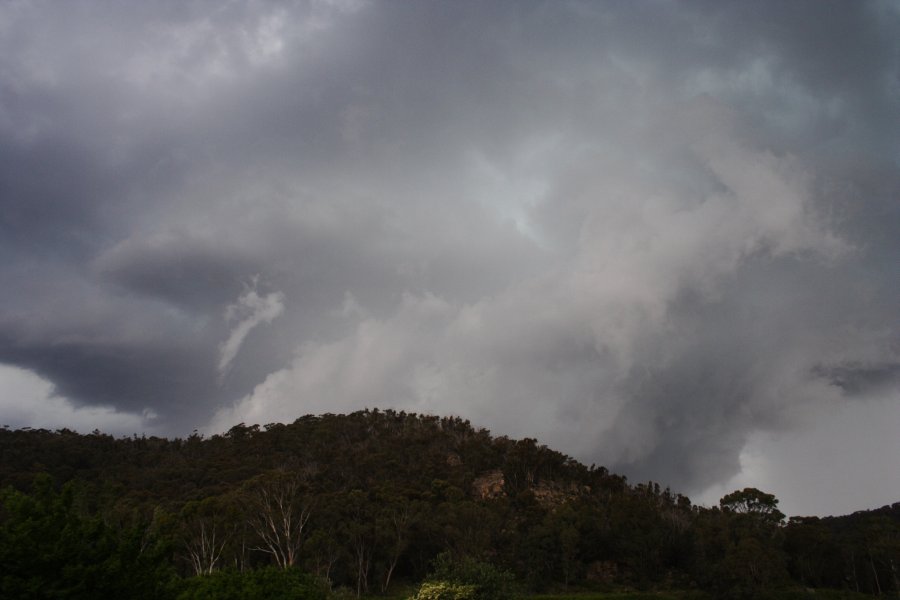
left=176, top=567, right=329, bottom=600
left=410, top=581, right=479, bottom=600
left=0, top=476, right=177, bottom=600
left=414, top=553, right=515, bottom=600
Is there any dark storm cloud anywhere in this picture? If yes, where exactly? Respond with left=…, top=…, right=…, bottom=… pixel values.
left=814, top=363, right=900, bottom=397
left=93, top=232, right=257, bottom=311
left=1, top=0, right=898, bottom=511
left=0, top=327, right=218, bottom=418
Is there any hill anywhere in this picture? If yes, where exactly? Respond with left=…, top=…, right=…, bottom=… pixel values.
left=1, top=410, right=898, bottom=598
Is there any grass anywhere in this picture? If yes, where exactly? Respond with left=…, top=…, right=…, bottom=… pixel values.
left=371, top=585, right=878, bottom=600
left=518, top=589, right=875, bottom=600
left=527, top=592, right=710, bottom=600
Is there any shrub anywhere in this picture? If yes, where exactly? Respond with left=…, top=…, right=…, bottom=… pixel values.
left=410, top=581, right=479, bottom=600
left=176, top=567, right=329, bottom=600
left=413, top=553, right=515, bottom=600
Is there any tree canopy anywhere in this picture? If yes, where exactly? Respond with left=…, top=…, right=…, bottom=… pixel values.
left=0, top=411, right=897, bottom=598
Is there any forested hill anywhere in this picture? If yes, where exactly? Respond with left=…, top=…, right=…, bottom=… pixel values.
left=1, top=410, right=898, bottom=599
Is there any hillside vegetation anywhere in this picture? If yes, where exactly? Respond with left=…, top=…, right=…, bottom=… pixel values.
left=1, top=410, right=898, bottom=599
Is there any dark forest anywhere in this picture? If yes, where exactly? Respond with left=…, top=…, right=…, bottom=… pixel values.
left=2, top=410, right=898, bottom=599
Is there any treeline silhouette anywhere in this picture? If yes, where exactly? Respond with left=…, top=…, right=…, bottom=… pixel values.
left=1, top=409, right=898, bottom=599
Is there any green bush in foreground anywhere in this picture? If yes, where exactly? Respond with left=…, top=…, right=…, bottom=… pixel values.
left=409, top=553, right=516, bottom=600
left=0, top=475, right=176, bottom=600
left=410, top=581, right=479, bottom=600
left=176, top=567, right=328, bottom=600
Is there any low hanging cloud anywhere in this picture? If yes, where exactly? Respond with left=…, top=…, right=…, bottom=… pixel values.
left=0, top=364, right=152, bottom=435
left=218, top=282, right=286, bottom=379
left=211, top=120, right=859, bottom=493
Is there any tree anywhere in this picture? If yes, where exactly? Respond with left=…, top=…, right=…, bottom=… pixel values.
left=341, top=489, right=375, bottom=597
left=712, top=489, right=789, bottom=597
left=784, top=516, right=835, bottom=587
left=180, top=497, right=235, bottom=576
left=304, top=527, right=343, bottom=586
left=376, top=492, right=417, bottom=593
left=244, top=469, right=313, bottom=569
left=0, top=474, right=175, bottom=599
left=719, top=488, right=785, bottom=524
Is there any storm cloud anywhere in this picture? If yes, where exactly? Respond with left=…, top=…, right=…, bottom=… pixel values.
left=1, top=0, right=898, bottom=516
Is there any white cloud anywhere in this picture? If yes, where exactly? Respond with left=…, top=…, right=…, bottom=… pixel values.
left=217, top=281, right=286, bottom=379
left=210, top=122, right=853, bottom=476
left=695, top=388, right=900, bottom=517
left=0, top=364, right=149, bottom=434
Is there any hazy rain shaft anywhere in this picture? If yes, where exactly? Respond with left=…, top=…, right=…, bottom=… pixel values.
left=1, top=0, right=898, bottom=516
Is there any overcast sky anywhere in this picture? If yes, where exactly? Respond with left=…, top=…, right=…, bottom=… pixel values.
left=1, top=0, right=898, bottom=518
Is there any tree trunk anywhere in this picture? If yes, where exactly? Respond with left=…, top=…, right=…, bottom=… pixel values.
left=355, top=541, right=370, bottom=598
left=869, top=550, right=882, bottom=595
left=381, top=555, right=399, bottom=593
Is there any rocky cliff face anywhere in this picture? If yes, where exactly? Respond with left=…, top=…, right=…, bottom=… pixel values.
left=472, top=469, right=505, bottom=499
left=531, top=480, right=584, bottom=507
left=471, top=469, right=586, bottom=507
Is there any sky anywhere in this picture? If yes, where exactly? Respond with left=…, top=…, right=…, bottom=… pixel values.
left=1, top=0, right=898, bottom=518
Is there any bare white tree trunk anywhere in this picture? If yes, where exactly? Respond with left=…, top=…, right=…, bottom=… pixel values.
left=246, top=471, right=313, bottom=569
left=354, top=539, right=371, bottom=598
left=380, top=505, right=411, bottom=593
left=185, top=519, right=232, bottom=576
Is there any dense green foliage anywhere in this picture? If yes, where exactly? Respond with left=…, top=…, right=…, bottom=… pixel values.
left=410, top=581, right=479, bottom=600
left=0, top=474, right=176, bottom=599
left=1, top=410, right=898, bottom=599
left=424, top=552, right=516, bottom=600
left=175, top=566, right=328, bottom=600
